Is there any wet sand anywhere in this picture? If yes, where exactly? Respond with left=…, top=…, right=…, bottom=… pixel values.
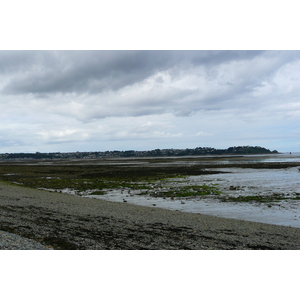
left=1, top=181, right=300, bottom=249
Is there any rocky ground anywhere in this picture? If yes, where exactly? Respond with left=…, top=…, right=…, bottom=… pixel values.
left=1, top=181, right=300, bottom=250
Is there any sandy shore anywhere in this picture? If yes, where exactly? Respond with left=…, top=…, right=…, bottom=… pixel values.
left=1, top=180, right=300, bottom=249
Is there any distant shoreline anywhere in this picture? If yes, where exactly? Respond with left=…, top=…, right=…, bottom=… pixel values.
left=0, top=145, right=278, bottom=161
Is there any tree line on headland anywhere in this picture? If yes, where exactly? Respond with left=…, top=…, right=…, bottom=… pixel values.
left=0, top=146, right=278, bottom=161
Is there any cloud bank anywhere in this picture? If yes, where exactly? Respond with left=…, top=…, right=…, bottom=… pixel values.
left=1, top=50, right=300, bottom=153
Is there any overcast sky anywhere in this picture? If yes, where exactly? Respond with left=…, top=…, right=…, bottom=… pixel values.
left=1, top=50, right=300, bottom=153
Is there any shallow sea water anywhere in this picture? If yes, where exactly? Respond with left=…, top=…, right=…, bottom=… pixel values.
left=82, top=153, right=300, bottom=228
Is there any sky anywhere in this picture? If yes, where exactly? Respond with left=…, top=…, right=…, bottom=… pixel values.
left=1, top=50, right=300, bottom=153
left=1, top=1, right=298, bottom=295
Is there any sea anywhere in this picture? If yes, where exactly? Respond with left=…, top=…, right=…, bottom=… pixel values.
left=85, top=152, right=300, bottom=228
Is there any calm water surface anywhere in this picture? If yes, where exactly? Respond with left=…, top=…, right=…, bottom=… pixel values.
left=86, top=153, right=300, bottom=228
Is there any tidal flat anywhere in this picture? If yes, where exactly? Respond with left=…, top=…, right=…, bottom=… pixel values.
left=1, top=153, right=300, bottom=228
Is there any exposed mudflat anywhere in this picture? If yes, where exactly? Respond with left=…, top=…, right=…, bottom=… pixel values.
left=88, top=166, right=300, bottom=228
left=1, top=179, right=300, bottom=250
left=1, top=153, right=300, bottom=249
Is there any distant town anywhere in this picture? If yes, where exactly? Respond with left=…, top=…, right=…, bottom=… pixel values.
left=0, top=146, right=278, bottom=161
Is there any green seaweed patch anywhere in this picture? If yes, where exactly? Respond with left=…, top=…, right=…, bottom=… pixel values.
left=151, top=185, right=222, bottom=198
left=160, top=175, right=187, bottom=182
left=118, top=182, right=150, bottom=190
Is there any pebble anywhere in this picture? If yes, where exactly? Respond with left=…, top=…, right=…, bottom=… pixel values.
left=0, top=231, right=53, bottom=250
left=1, top=181, right=300, bottom=250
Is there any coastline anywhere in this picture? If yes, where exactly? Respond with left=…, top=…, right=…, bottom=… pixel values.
left=1, top=181, right=300, bottom=250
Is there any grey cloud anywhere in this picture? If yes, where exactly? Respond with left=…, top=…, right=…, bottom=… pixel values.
left=1, top=50, right=300, bottom=153
left=0, top=51, right=41, bottom=73
left=2, top=50, right=300, bottom=127
left=184, top=50, right=266, bottom=67
left=1, top=50, right=270, bottom=96
left=1, top=51, right=172, bottom=95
